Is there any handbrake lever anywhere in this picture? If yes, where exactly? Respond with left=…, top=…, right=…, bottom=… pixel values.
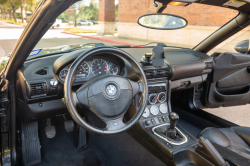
left=199, top=137, right=229, bottom=166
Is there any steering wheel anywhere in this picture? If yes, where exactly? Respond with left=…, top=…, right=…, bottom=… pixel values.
left=64, top=47, right=148, bottom=135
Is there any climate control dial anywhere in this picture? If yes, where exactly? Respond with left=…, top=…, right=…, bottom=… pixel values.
left=149, top=94, right=157, bottom=104
left=158, top=92, right=166, bottom=103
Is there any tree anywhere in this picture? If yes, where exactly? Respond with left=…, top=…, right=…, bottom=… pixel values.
left=0, top=0, right=8, bottom=19
left=71, top=1, right=86, bottom=27
left=18, top=0, right=25, bottom=22
left=26, top=0, right=38, bottom=15
left=6, top=0, right=19, bottom=22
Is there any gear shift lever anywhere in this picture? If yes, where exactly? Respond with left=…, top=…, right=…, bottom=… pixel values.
left=166, top=112, right=179, bottom=138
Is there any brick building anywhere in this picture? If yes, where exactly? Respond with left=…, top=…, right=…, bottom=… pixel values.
left=116, top=0, right=238, bottom=48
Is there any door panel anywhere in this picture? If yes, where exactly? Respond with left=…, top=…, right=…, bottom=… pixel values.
left=217, top=67, right=250, bottom=88
left=206, top=52, right=250, bottom=107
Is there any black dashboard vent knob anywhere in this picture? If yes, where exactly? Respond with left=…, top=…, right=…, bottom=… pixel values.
left=36, top=68, right=48, bottom=75
left=30, top=82, right=47, bottom=97
left=205, top=62, right=214, bottom=69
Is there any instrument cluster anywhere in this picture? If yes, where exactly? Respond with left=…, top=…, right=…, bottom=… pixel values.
left=58, top=58, right=120, bottom=83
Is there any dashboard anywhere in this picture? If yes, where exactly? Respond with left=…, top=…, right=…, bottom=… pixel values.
left=16, top=47, right=214, bottom=122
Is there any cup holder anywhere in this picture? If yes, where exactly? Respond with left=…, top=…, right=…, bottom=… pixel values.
left=174, top=150, right=214, bottom=166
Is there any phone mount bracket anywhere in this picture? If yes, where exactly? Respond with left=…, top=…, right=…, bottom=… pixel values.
left=152, top=46, right=165, bottom=67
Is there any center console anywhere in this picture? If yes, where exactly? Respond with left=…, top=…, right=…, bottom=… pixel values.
left=131, top=47, right=228, bottom=166
left=134, top=77, right=228, bottom=166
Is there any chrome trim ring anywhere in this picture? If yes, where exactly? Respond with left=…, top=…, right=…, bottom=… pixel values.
left=158, top=92, right=167, bottom=103
left=152, top=123, right=188, bottom=145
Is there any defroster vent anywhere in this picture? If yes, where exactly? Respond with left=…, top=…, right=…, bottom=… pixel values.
left=30, top=82, right=47, bottom=97
left=144, top=67, right=170, bottom=79
left=36, top=68, right=48, bottom=75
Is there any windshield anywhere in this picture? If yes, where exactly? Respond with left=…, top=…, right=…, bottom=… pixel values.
left=0, top=0, right=237, bottom=60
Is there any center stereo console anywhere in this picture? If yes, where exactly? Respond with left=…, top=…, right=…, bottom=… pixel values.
left=139, top=81, right=192, bottom=147
left=141, top=83, right=170, bottom=127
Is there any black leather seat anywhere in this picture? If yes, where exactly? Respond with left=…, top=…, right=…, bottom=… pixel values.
left=199, top=127, right=250, bottom=159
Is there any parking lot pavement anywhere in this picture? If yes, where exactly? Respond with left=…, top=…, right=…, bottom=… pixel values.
left=204, top=105, right=250, bottom=127
left=0, top=21, right=24, bottom=57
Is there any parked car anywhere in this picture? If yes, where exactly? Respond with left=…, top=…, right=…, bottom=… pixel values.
left=61, top=19, right=69, bottom=23
left=77, top=19, right=93, bottom=26
left=88, top=20, right=98, bottom=24
left=52, top=19, right=62, bottom=28
left=2, top=0, right=250, bottom=166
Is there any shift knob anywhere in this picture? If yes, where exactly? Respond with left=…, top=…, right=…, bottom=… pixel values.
left=169, top=112, right=179, bottom=130
left=166, top=112, right=179, bottom=138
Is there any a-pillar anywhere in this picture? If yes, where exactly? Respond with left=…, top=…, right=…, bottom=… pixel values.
left=98, top=0, right=115, bottom=35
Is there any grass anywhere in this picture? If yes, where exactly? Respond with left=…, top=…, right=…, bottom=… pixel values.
left=0, top=18, right=27, bottom=26
left=64, top=28, right=98, bottom=33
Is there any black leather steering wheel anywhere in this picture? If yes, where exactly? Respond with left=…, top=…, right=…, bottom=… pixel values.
left=64, top=47, right=148, bottom=135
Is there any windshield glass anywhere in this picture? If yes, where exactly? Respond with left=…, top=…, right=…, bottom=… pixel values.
left=0, top=0, right=237, bottom=61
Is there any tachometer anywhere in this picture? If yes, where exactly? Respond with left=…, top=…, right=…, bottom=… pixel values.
left=59, top=69, right=68, bottom=81
left=91, top=59, right=108, bottom=76
left=77, top=62, right=90, bottom=77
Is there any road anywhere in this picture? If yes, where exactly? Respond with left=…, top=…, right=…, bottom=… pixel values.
left=0, top=21, right=249, bottom=127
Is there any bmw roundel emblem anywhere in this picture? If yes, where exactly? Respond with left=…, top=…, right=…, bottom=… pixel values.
left=106, top=85, right=117, bottom=96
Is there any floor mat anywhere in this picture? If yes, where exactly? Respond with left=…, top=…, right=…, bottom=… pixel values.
left=35, top=124, right=110, bottom=166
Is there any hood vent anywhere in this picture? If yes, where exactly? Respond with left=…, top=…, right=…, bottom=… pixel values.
left=36, top=68, right=48, bottom=75
left=144, top=68, right=170, bottom=79
left=30, top=82, right=47, bottom=97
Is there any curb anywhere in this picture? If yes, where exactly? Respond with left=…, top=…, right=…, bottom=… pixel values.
left=61, top=31, right=142, bottom=47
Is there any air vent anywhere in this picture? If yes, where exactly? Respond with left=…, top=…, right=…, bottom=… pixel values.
left=30, top=82, right=47, bottom=97
left=36, top=69, right=48, bottom=75
left=144, top=68, right=170, bottom=79
left=205, top=62, right=214, bottom=69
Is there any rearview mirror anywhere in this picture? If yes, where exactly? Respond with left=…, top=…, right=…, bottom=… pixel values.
left=137, top=13, right=188, bottom=30
left=235, top=40, right=250, bottom=54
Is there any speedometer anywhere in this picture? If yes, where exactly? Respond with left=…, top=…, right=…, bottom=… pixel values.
left=77, top=62, right=90, bottom=77
left=91, top=59, right=108, bottom=76
left=59, top=69, right=68, bottom=81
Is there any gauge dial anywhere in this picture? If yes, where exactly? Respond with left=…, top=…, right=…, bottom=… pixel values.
left=77, top=62, right=90, bottom=77
left=159, top=104, right=168, bottom=114
left=59, top=69, right=68, bottom=81
left=150, top=105, right=159, bottom=115
left=109, top=65, right=118, bottom=75
left=149, top=94, right=157, bottom=104
left=91, top=59, right=108, bottom=76
left=142, top=108, right=150, bottom=118
left=158, top=92, right=166, bottom=103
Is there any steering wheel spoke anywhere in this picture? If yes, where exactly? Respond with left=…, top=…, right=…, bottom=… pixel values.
left=129, top=80, right=144, bottom=97
left=103, top=116, right=128, bottom=132
left=75, top=84, right=89, bottom=108
left=71, top=91, right=80, bottom=106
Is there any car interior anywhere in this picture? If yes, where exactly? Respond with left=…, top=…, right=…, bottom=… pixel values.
left=2, top=0, right=250, bottom=166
